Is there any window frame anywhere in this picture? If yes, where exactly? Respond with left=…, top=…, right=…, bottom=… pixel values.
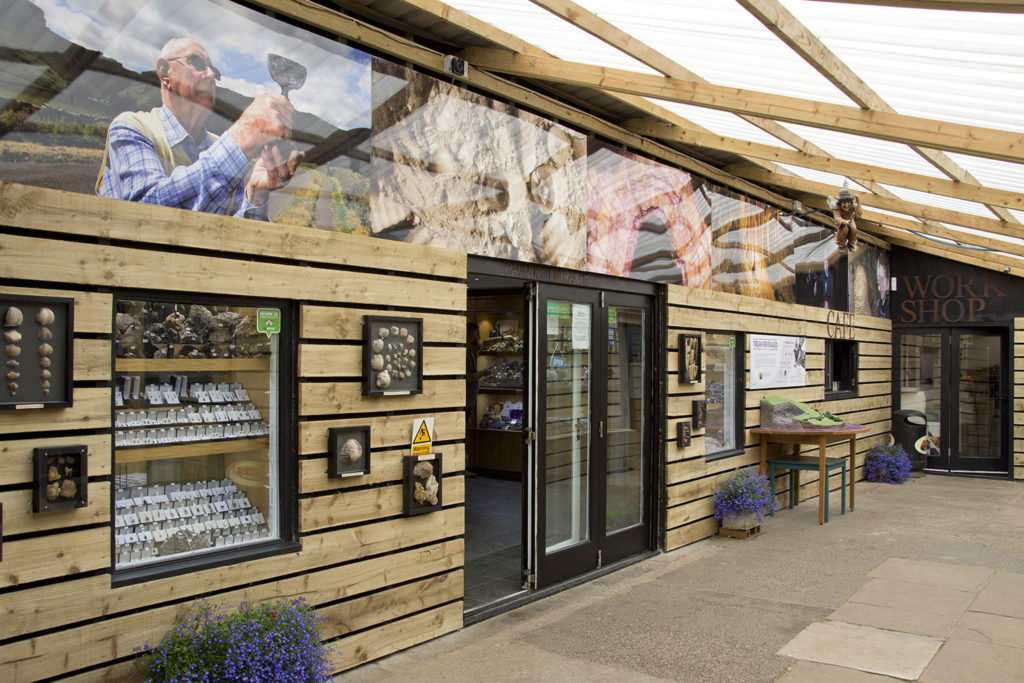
left=703, top=331, right=746, bottom=461
left=825, top=339, right=859, bottom=401
left=110, top=290, right=299, bottom=587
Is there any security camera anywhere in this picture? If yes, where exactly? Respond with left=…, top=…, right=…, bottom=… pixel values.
left=443, top=55, right=468, bottom=80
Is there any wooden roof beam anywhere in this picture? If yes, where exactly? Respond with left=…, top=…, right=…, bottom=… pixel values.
left=460, top=48, right=1024, bottom=164
left=626, top=118, right=1024, bottom=211
left=729, top=162, right=1024, bottom=240
left=736, top=0, right=1021, bottom=224
left=806, top=1, right=1024, bottom=12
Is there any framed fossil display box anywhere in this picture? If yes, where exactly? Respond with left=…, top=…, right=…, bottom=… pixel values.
left=33, top=444, right=88, bottom=512
left=327, top=426, right=371, bottom=478
left=679, top=333, right=701, bottom=385
left=403, top=453, right=443, bottom=516
left=363, top=316, right=423, bottom=396
left=1, top=295, right=74, bottom=409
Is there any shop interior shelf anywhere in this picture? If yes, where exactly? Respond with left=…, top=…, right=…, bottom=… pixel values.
left=472, top=427, right=523, bottom=434
left=479, top=385, right=524, bottom=393
left=116, top=436, right=269, bottom=464
left=115, top=357, right=270, bottom=373
left=478, top=349, right=523, bottom=356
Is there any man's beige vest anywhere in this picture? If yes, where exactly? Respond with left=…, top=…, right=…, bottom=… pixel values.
left=95, top=108, right=218, bottom=194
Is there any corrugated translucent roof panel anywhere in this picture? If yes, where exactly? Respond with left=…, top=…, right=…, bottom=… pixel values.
left=780, top=0, right=1024, bottom=133
left=879, top=185, right=998, bottom=220
left=944, top=153, right=1024, bottom=194
left=647, top=100, right=794, bottom=147
left=780, top=124, right=949, bottom=178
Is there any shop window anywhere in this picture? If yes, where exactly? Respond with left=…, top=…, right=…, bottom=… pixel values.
left=826, top=340, right=859, bottom=399
left=112, top=295, right=296, bottom=581
left=705, top=332, right=744, bottom=459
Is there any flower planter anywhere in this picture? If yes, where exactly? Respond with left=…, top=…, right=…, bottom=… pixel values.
left=722, top=511, right=759, bottom=531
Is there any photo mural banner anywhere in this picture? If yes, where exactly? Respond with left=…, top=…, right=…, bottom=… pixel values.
left=0, top=0, right=864, bottom=314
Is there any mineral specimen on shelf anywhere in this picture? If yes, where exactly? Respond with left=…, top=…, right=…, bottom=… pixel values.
left=36, top=307, right=55, bottom=326
left=341, top=438, right=363, bottom=464
left=115, top=312, right=142, bottom=358
left=38, top=343, right=53, bottom=356
left=46, top=482, right=59, bottom=500
left=41, top=369, right=51, bottom=379
left=406, top=335, right=415, bottom=345
left=370, top=354, right=384, bottom=371
left=5, top=360, right=18, bottom=368
left=47, top=465, right=60, bottom=482
left=371, top=338, right=384, bottom=353
left=6, top=371, right=18, bottom=381
left=389, top=325, right=399, bottom=337
left=3, top=330, right=20, bottom=343
left=379, top=327, right=389, bottom=339
left=399, top=327, right=408, bottom=338
left=5, top=344, right=21, bottom=358
left=37, top=327, right=52, bottom=341
left=4, top=306, right=23, bottom=328
left=376, top=370, right=391, bottom=389
left=7, top=381, right=17, bottom=395
left=60, top=478, right=77, bottom=498
left=157, top=528, right=211, bottom=555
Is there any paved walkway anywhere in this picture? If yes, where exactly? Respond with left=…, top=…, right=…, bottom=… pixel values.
left=343, top=475, right=1024, bottom=682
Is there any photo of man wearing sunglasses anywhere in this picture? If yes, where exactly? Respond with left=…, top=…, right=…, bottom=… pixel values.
left=96, top=37, right=302, bottom=220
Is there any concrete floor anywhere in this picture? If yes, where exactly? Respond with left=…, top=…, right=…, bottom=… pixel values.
left=342, top=474, right=1024, bottom=682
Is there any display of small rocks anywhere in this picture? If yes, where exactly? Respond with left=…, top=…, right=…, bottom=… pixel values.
left=363, top=317, right=423, bottom=396
left=33, top=445, right=88, bottom=512
left=3, top=306, right=23, bottom=397
left=115, top=302, right=268, bottom=359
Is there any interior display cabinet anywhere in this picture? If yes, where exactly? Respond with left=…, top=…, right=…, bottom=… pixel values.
left=111, top=294, right=295, bottom=580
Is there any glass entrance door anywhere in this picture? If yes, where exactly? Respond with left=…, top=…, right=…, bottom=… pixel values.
left=534, top=285, right=652, bottom=589
left=898, top=328, right=1008, bottom=473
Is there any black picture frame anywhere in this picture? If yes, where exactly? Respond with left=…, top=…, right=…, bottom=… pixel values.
left=402, top=453, right=443, bottom=516
left=363, top=316, right=424, bottom=397
left=1, top=295, right=74, bottom=409
left=692, top=399, right=707, bottom=431
left=33, top=445, right=88, bottom=512
left=679, top=333, right=702, bottom=384
left=676, top=421, right=692, bottom=448
left=327, top=426, right=371, bottom=478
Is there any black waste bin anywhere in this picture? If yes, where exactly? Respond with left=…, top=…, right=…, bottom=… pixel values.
left=893, top=409, right=928, bottom=471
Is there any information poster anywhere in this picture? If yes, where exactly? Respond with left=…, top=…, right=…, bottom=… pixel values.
left=749, top=334, right=807, bottom=390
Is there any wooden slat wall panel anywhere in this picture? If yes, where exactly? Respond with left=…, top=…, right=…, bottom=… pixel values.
left=0, top=182, right=468, bottom=680
left=1015, top=319, right=1023, bottom=480
left=664, top=283, right=892, bottom=551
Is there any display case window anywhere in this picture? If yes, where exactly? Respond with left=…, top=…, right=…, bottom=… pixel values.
left=112, top=295, right=294, bottom=578
left=705, top=332, right=744, bottom=459
left=826, top=340, right=859, bottom=399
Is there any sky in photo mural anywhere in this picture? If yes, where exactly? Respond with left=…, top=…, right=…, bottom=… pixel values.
left=0, top=0, right=372, bottom=230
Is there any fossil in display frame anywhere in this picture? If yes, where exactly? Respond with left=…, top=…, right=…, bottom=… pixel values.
left=327, top=425, right=371, bottom=478
left=679, top=333, right=702, bottom=384
left=0, top=295, right=74, bottom=408
left=403, top=453, right=443, bottom=516
left=33, top=444, right=88, bottom=512
left=363, top=316, right=424, bottom=396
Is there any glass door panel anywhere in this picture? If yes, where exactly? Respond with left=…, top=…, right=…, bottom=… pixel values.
left=952, top=330, right=1006, bottom=472
left=604, top=305, right=644, bottom=535
left=543, top=298, right=591, bottom=553
left=899, top=332, right=943, bottom=467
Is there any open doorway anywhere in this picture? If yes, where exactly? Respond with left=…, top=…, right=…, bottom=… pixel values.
left=465, top=274, right=529, bottom=612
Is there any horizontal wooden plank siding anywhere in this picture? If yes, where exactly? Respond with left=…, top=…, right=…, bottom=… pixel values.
left=0, top=179, right=467, bottom=680
left=663, top=283, right=893, bottom=551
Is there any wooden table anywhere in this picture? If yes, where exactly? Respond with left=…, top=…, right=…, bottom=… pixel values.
left=751, top=425, right=870, bottom=526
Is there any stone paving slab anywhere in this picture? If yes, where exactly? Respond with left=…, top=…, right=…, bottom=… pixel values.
left=828, top=601, right=960, bottom=639
left=846, top=578, right=975, bottom=617
left=778, top=621, right=943, bottom=680
left=949, top=611, right=1024, bottom=650
left=776, top=660, right=903, bottom=682
left=920, top=638, right=1024, bottom=682
left=868, top=557, right=994, bottom=592
left=970, top=571, right=1024, bottom=620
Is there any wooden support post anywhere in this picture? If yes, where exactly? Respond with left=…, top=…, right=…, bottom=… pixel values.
left=850, top=434, right=857, bottom=511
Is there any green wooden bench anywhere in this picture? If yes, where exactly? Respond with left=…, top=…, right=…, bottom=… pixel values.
left=767, top=455, right=846, bottom=522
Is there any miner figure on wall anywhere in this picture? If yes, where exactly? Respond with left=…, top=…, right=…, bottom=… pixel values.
left=96, top=37, right=302, bottom=220
left=829, top=186, right=860, bottom=252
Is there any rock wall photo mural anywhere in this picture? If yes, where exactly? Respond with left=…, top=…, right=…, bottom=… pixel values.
left=369, top=59, right=587, bottom=269
left=586, top=141, right=712, bottom=286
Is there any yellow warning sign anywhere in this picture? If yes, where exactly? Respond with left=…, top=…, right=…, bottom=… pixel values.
left=411, top=417, right=434, bottom=456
